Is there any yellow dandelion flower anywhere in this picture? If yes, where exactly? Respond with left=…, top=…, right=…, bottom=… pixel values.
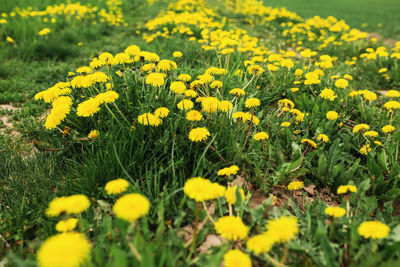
left=337, top=185, right=357, bottom=194
left=353, top=124, right=370, bottom=133
left=217, top=165, right=239, bottom=176
left=138, top=113, right=162, bottom=127
left=229, top=88, right=245, bottom=96
left=210, top=80, right=223, bottom=89
left=281, top=122, right=291, bottom=127
left=88, top=130, right=99, bottom=139
left=38, top=28, right=51, bottom=36
left=188, top=127, right=210, bottom=142
left=186, top=110, right=203, bottom=121
left=105, top=178, right=130, bottom=195
left=253, top=132, right=269, bottom=141
left=95, top=91, right=119, bottom=104
left=247, top=233, right=275, bottom=254
left=384, top=100, right=400, bottom=110
left=55, top=218, right=78, bottom=233
left=325, top=206, right=346, bottom=218
left=360, top=144, right=371, bottom=155
left=215, top=216, right=248, bottom=241
left=201, top=97, right=219, bottom=113
left=184, top=177, right=222, bottom=202
left=113, top=193, right=150, bottom=222
left=154, top=107, right=170, bottom=118
left=76, top=98, right=100, bottom=117
left=173, top=51, right=183, bottom=58
left=184, top=90, right=198, bottom=98
left=245, top=98, right=261, bottom=108
left=320, top=88, right=337, bottom=101
left=146, top=73, right=165, bottom=87
left=287, top=181, right=304, bottom=191
left=225, top=186, right=245, bottom=204
left=178, top=74, right=191, bottom=82
left=170, top=81, right=187, bottom=94
left=326, top=111, right=338, bottom=120
left=358, top=221, right=390, bottom=239
left=364, top=131, right=378, bottom=138
left=385, top=90, right=400, bottom=98
left=382, top=125, right=395, bottom=133
left=265, top=216, right=299, bottom=243
left=301, top=139, right=317, bottom=148
left=335, top=78, right=348, bottom=88
left=317, top=134, right=329, bottom=143
left=218, top=100, right=233, bottom=112
left=177, top=99, right=194, bottom=111
left=223, top=249, right=252, bottom=267
left=64, top=195, right=90, bottom=215
left=37, top=232, right=91, bottom=267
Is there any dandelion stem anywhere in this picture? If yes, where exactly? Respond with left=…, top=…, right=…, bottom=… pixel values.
left=265, top=254, right=287, bottom=267
left=241, top=107, right=254, bottom=152
left=281, top=244, right=289, bottom=264
left=128, top=241, right=142, bottom=262
left=208, top=144, right=226, bottom=163
left=202, top=201, right=215, bottom=225
left=242, top=74, right=255, bottom=91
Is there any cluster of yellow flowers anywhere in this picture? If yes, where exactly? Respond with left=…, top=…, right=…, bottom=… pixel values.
left=2, top=2, right=125, bottom=28
left=37, top=178, right=149, bottom=267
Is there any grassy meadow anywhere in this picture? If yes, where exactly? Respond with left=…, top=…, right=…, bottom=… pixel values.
left=267, top=0, right=400, bottom=40
left=1, top=0, right=400, bottom=266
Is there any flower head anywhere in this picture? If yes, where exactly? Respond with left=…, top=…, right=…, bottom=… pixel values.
left=384, top=100, right=400, bottom=110
left=177, top=99, right=194, bottom=110
left=358, top=221, right=390, bottom=239
left=218, top=165, right=239, bottom=176
left=337, top=185, right=357, bottom=194
left=225, top=186, right=245, bottom=204
left=173, top=51, right=183, bottom=58
left=326, top=111, right=338, bottom=120
left=55, top=218, right=78, bottom=233
left=138, top=113, right=162, bottom=126
left=46, top=195, right=90, bottom=217
left=253, top=132, right=269, bottom=141
left=37, top=232, right=91, bottom=267
left=186, top=110, right=203, bottom=121
left=382, top=125, right=395, bottom=133
left=76, top=98, right=100, bottom=117
left=188, top=127, right=210, bottom=142
left=215, top=216, right=248, bottom=241
left=229, top=88, right=245, bottom=96
left=245, top=98, right=261, bottom=108
left=353, top=124, right=370, bottom=133
left=247, top=233, right=275, bottom=254
left=301, top=139, right=317, bottom=148
left=113, top=193, right=150, bottom=222
left=317, top=134, right=329, bottom=142
left=287, top=181, right=304, bottom=191
left=320, top=88, right=337, bottom=101
left=146, top=73, right=165, bottom=87
left=335, top=78, right=348, bottom=88
left=184, top=177, right=224, bottom=202
left=223, top=249, right=252, bottom=267
left=154, top=107, right=170, bottom=118
left=325, top=206, right=346, bottom=218
left=170, top=81, right=186, bottom=94
left=105, top=179, right=130, bottom=195
left=88, top=130, right=99, bottom=139
left=265, top=216, right=299, bottom=243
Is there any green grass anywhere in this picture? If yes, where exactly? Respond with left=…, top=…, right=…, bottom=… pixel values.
left=267, top=0, right=400, bottom=40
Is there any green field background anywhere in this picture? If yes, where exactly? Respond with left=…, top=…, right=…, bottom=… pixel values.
left=266, top=0, right=400, bottom=39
